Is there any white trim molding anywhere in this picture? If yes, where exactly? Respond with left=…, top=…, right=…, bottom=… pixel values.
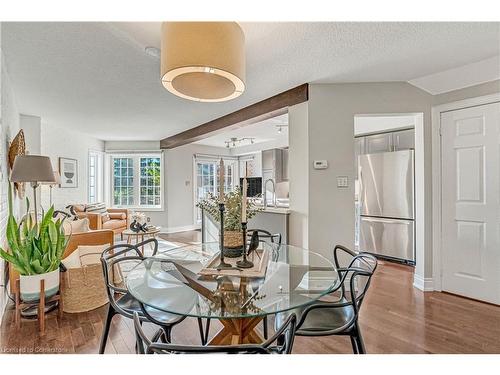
left=413, top=274, right=434, bottom=292
left=161, top=224, right=200, bottom=234
left=431, top=92, right=500, bottom=293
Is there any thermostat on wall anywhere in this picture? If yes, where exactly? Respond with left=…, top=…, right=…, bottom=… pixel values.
left=313, top=160, right=328, bottom=169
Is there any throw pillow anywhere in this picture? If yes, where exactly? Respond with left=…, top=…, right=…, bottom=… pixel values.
left=101, top=213, right=111, bottom=223
left=62, top=218, right=90, bottom=235
left=108, top=212, right=126, bottom=220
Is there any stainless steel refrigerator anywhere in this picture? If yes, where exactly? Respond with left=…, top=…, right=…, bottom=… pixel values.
left=358, top=150, right=415, bottom=263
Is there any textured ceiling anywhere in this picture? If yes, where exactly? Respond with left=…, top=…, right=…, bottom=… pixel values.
left=2, top=22, right=499, bottom=141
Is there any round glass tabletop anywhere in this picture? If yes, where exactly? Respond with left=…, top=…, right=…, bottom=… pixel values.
left=126, top=242, right=340, bottom=319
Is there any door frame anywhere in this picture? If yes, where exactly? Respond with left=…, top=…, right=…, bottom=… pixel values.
left=431, top=93, right=500, bottom=291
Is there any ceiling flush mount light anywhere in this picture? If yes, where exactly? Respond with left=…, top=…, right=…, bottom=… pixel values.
left=161, top=22, right=246, bottom=102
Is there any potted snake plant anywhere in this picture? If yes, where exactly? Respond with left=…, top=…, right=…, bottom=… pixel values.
left=0, top=183, right=68, bottom=301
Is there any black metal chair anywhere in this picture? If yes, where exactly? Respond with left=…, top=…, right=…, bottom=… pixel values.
left=275, top=245, right=377, bottom=354
left=98, top=238, right=205, bottom=353
left=133, top=310, right=297, bottom=354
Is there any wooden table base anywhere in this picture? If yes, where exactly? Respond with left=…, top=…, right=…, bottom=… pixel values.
left=208, top=317, right=265, bottom=345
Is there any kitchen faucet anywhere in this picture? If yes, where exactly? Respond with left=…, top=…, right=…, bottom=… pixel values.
left=264, top=178, right=276, bottom=208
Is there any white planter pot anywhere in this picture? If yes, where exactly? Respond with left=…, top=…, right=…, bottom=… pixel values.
left=19, top=269, right=60, bottom=302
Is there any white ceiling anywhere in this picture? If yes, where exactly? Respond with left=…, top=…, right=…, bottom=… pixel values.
left=195, top=113, right=288, bottom=148
left=2, top=22, right=499, bottom=141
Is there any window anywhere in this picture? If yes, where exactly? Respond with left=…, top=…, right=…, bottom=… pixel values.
left=111, top=154, right=163, bottom=209
left=195, top=158, right=235, bottom=221
left=88, top=151, right=104, bottom=203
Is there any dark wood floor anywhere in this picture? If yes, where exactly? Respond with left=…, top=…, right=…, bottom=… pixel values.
left=1, top=230, right=499, bottom=354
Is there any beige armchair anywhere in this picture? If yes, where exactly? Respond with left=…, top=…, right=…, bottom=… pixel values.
left=72, top=205, right=129, bottom=238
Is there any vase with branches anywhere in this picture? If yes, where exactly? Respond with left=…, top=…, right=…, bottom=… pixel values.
left=196, top=187, right=262, bottom=253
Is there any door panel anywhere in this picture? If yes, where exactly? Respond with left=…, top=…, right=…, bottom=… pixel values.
left=441, top=102, right=500, bottom=304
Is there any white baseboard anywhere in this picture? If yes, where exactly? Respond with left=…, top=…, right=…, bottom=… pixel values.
left=161, top=224, right=200, bottom=234
left=413, top=274, right=434, bottom=292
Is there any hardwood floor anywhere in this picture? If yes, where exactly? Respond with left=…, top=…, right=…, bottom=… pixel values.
left=1, top=231, right=499, bottom=354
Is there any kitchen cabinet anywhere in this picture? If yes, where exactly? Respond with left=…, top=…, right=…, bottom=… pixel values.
left=281, top=148, right=289, bottom=181
left=262, top=148, right=288, bottom=182
left=393, top=129, right=414, bottom=150
left=262, top=149, right=274, bottom=170
left=354, top=137, right=365, bottom=179
left=364, top=133, right=392, bottom=153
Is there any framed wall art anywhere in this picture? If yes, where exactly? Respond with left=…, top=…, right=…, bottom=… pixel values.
left=59, top=157, right=78, bottom=188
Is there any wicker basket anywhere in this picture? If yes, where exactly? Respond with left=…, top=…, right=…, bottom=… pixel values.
left=223, top=230, right=244, bottom=258
left=224, top=230, right=243, bottom=248
left=61, top=253, right=122, bottom=313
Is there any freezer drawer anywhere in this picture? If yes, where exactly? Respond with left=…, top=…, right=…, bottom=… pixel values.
left=359, top=216, right=415, bottom=262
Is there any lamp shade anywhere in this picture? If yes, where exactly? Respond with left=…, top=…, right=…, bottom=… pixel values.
left=10, top=155, right=55, bottom=183
left=161, top=22, right=245, bottom=102
left=41, top=170, right=61, bottom=185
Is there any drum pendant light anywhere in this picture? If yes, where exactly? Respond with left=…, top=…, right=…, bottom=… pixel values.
left=161, top=22, right=245, bottom=102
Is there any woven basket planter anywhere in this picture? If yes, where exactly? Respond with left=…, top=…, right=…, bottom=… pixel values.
left=223, top=230, right=244, bottom=258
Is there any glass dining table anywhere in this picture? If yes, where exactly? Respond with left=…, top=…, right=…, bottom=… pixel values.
left=126, top=242, right=340, bottom=345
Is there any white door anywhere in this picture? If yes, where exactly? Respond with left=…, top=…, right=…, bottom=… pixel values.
left=441, top=102, right=500, bottom=304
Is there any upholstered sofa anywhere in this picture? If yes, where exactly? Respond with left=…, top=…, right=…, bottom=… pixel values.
left=71, top=204, right=129, bottom=238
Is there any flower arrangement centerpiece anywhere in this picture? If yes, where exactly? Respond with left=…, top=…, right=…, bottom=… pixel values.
left=196, top=188, right=262, bottom=253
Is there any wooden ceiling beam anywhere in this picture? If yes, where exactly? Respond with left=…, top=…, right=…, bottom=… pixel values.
left=160, top=83, right=308, bottom=149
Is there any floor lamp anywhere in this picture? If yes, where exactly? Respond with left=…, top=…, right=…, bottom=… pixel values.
left=42, top=171, right=61, bottom=207
left=10, top=155, right=56, bottom=225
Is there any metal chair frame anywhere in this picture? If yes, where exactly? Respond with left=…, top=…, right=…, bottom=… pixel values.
left=99, top=238, right=205, bottom=353
left=284, top=245, right=377, bottom=354
left=134, top=310, right=297, bottom=354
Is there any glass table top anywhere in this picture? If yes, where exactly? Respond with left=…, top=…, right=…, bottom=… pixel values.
left=126, top=242, right=340, bottom=319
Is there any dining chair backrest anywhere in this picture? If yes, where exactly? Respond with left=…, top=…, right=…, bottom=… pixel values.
left=100, top=238, right=159, bottom=319
left=332, top=245, right=377, bottom=316
left=133, top=311, right=297, bottom=354
left=247, top=229, right=282, bottom=247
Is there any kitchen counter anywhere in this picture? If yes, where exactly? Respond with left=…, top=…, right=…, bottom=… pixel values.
left=256, top=206, right=291, bottom=215
left=201, top=206, right=290, bottom=243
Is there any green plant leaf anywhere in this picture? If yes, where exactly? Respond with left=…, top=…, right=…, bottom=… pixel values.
left=30, top=259, right=45, bottom=274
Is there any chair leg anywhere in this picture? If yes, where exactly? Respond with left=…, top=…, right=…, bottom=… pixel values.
left=197, top=318, right=207, bottom=345
left=354, top=323, right=366, bottom=354
left=349, top=335, right=359, bottom=354
left=99, top=305, right=116, bottom=354
left=203, top=318, right=211, bottom=345
left=262, top=317, right=269, bottom=339
left=164, top=326, right=172, bottom=343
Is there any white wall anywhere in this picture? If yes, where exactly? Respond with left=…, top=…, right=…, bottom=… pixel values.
left=305, top=83, right=434, bottom=279
left=0, top=25, right=22, bottom=320
left=165, top=143, right=231, bottom=231
left=40, top=122, right=104, bottom=210
left=354, top=115, right=415, bottom=136
left=288, top=102, right=309, bottom=249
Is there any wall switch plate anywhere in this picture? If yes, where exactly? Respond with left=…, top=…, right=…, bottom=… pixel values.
left=313, top=160, right=328, bottom=169
left=337, top=176, right=349, bottom=188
